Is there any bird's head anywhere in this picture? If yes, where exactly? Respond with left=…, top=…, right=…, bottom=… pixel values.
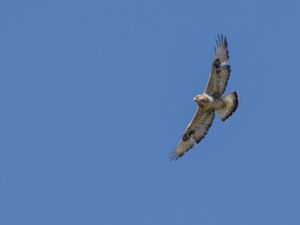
left=193, top=94, right=209, bottom=105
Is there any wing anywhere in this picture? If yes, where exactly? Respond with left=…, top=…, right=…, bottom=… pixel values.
left=170, top=108, right=215, bottom=160
left=205, top=34, right=231, bottom=97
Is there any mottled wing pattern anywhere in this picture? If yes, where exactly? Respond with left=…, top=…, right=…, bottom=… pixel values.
left=205, top=34, right=231, bottom=97
left=170, top=108, right=215, bottom=160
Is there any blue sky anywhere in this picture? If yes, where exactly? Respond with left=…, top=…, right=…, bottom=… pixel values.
left=1, top=0, right=300, bottom=224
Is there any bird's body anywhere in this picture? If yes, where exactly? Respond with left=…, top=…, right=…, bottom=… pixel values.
left=170, top=34, right=239, bottom=160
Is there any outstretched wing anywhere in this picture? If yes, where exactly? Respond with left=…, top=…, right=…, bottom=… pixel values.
left=170, top=108, right=215, bottom=160
left=205, top=34, right=231, bottom=97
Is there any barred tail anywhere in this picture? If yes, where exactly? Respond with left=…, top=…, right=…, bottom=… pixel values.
left=217, top=91, right=239, bottom=121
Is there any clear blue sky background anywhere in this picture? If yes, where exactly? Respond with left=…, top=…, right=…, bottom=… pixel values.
left=1, top=0, right=300, bottom=224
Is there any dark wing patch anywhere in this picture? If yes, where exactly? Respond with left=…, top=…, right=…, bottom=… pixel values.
left=205, top=34, right=231, bottom=97
left=170, top=108, right=215, bottom=160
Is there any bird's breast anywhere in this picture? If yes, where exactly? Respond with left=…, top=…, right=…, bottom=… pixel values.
left=210, top=98, right=225, bottom=109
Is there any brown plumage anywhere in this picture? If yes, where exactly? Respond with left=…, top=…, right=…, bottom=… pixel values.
left=170, top=34, right=239, bottom=160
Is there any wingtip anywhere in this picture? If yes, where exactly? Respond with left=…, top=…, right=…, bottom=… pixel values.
left=169, top=151, right=180, bottom=161
left=224, top=36, right=228, bottom=47
left=215, top=33, right=228, bottom=47
left=168, top=148, right=183, bottom=161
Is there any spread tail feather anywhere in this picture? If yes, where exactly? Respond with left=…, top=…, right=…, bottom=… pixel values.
left=217, top=91, right=238, bottom=121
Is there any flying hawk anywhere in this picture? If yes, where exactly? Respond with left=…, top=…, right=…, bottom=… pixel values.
left=170, top=34, right=238, bottom=160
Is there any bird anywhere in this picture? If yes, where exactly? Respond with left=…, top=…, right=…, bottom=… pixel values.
left=170, top=34, right=238, bottom=160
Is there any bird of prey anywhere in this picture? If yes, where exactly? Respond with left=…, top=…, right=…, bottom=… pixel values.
left=170, top=34, right=238, bottom=160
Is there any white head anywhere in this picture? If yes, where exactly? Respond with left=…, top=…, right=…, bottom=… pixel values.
left=193, top=94, right=209, bottom=105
